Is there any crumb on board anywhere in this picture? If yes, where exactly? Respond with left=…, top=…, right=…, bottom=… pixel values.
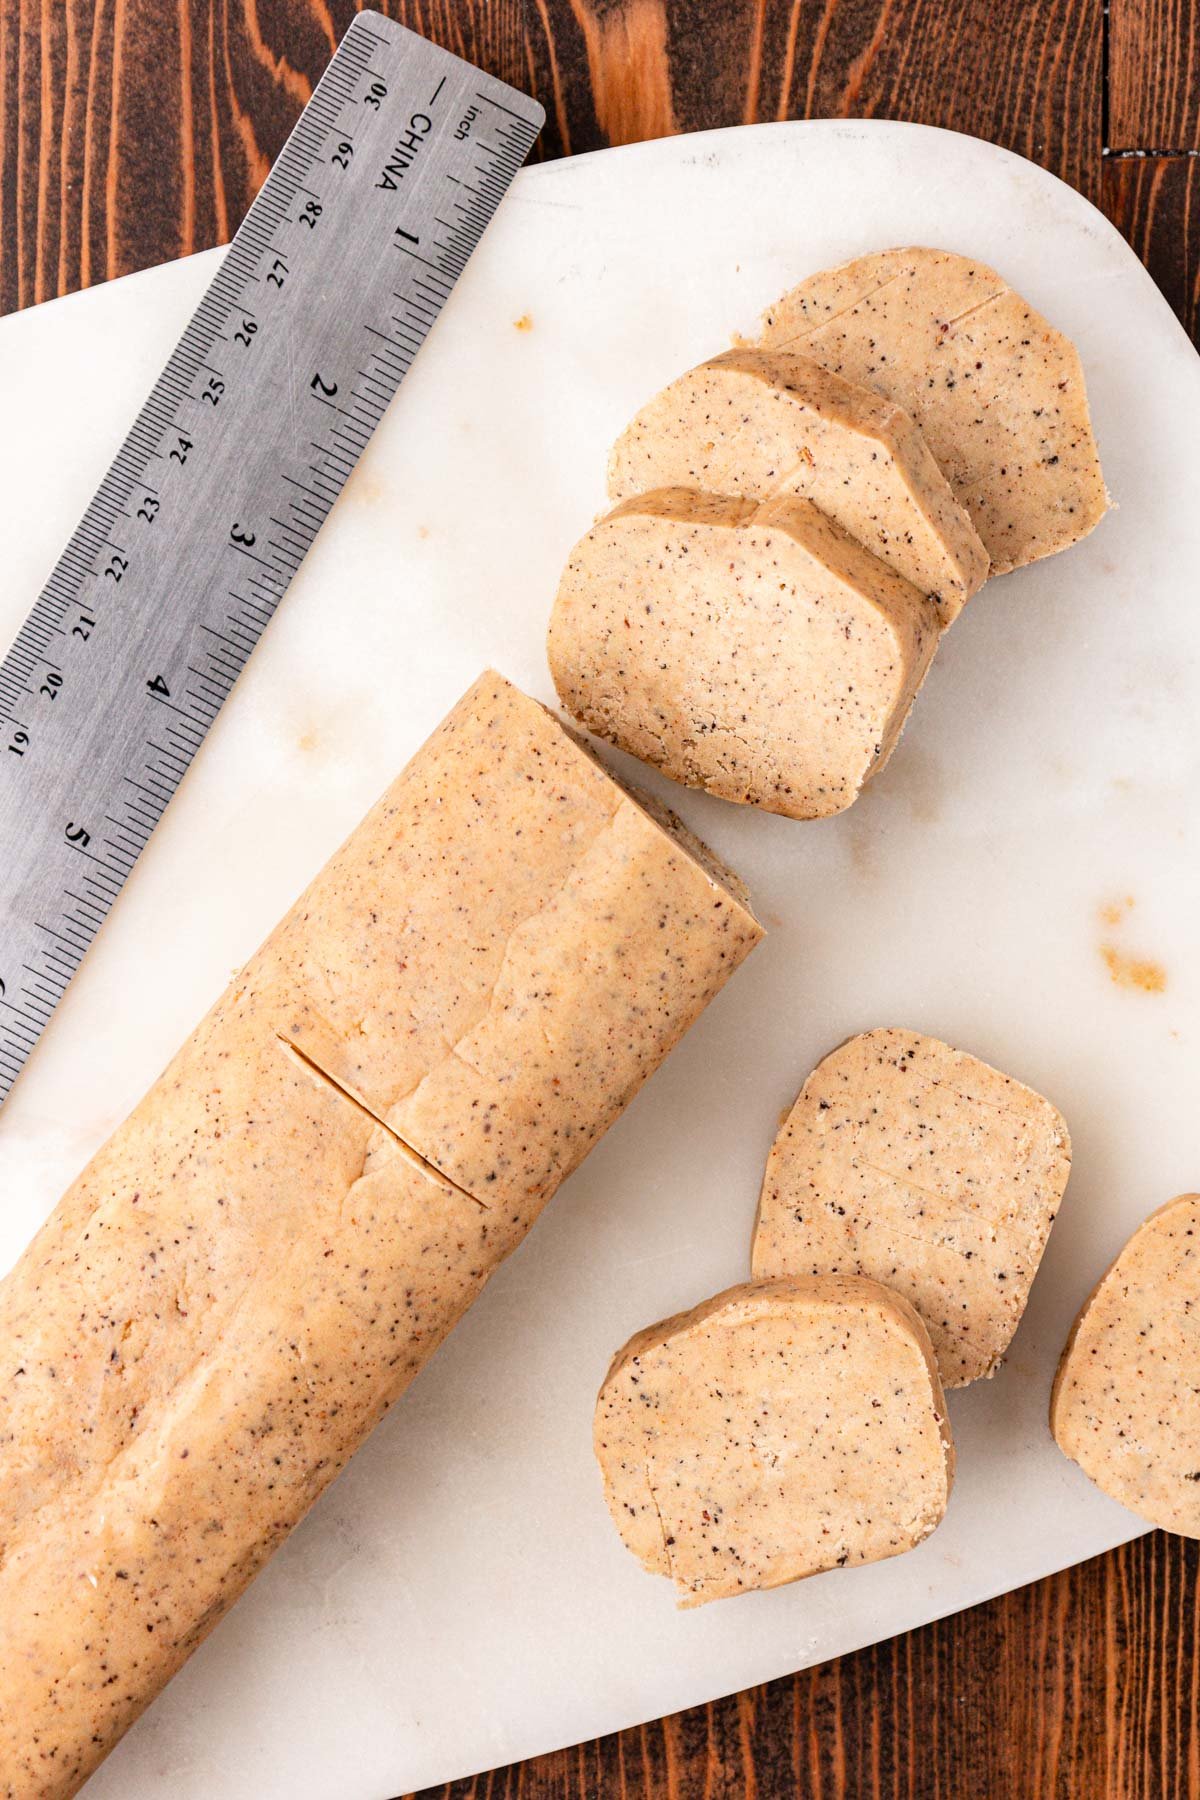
left=1099, top=895, right=1135, bottom=927
left=346, top=471, right=385, bottom=507
left=1100, top=943, right=1167, bottom=994
left=513, top=314, right=533, bottom=331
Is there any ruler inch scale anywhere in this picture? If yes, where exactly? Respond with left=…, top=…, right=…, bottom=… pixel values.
left=0, top=15, right=543, bottom=1108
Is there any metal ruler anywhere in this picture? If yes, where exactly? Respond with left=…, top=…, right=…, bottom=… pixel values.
left=0, top=15, right=543, bottom=1107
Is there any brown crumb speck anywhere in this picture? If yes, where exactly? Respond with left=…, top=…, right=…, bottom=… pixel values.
left=1098, top=894, right=1135, bottom=928
left=1100, top=943, right=1166, bottom=994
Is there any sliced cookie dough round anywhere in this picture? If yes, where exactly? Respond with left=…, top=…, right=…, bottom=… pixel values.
left=594, top=1275, right=954, bottom=1606
left=1052, top=1195, right=1200, bottom=1534
left=752, top=1029, right=1071, bottom=1387
left=607, top=347, right=988, bottom=620
left=755, top=246, right=1109, bottom=574
left=547, top=488, right=941, bottom=821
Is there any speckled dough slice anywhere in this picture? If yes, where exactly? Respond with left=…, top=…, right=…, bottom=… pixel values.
left=594, top=1276, right=954, bottom=1606
left=607, top=348, right=988, bottom=619
left=1052, top=1195, right=1200, bottom=1534
left=548, top=489, right=941, bottom=820
left=755, top=246, right=1109, bottom=574
left=752, top=1029, right=1071, bottom=1386
left=0, top=672, right=759, bottom=1800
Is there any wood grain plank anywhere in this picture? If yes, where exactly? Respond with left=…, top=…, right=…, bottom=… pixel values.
left=1110, top=0, right=1200, bottom=149
left=0, top=0, right=1107, bottom=313
left=1103, top=153, right=1200, bottom=341
left=407, top=1535, right=1200, bottom=1800
left=0, top=0, right=526, bottom=314
left=525, top=0, right=1103, bottom=198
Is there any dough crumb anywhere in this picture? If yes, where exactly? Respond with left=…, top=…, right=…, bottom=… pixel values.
left=1100, top=943, right=1166, bottom=993
left=1098, top=894, right=1135, bottom=927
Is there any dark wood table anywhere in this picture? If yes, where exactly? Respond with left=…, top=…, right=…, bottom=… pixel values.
left=2, top=3, right=1198, bottom=1795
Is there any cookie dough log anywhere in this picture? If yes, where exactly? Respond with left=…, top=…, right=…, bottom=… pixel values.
left=1052, top=1195, right=1200, bottom=1534
left=755, top=247, right=1109, bottom=574
left=607, top=348, right=988, bottom=620
left=0, top=672, right=761, bottom=1799
left=752, top=1030, right=1071, bottom=1386
left=247, top=674, right=761, bottom=1214
left=594, top=1276, right=954, bottom=1606
left=548, top=490, right=941, bottom=821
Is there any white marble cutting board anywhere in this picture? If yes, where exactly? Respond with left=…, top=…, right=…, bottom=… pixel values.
left=1, top=118, right=1198, bottom=1797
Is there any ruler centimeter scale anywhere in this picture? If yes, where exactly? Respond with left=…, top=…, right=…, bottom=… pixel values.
left=0, top=16, right=544, bottom=1107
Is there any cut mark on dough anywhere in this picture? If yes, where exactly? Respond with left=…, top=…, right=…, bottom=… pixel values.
left=855, top=1162, right=1028, bottom=1246
left=813, top=1069, right=1048, bottom=1130
left=827, top=1189, right=1027, bottom=1273
left=645, top=1460, right=676, bottom=1583
left=275, top=1034, right=488, bottom=1209
left=896, top=1068, right=1044, bottom=1128
left=933, top=289, right=1009, bottom=335
left=776, top=271, right=1009, bottom=349
left=771, top=270, right=911, bottom=342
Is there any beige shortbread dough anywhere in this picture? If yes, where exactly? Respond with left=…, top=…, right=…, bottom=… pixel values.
left=755, top=246, right=1109, bottom=573
left=0, top=671, right=760, bottom=1800
left=594, top=1275, right=954, bottom=1605
left=752, top=1029, right=1071, bottom=1386
left=607, top=347, right=988, bottom=618
left=548, top=488, right=941, bottom=820
left=1052, top=1194, right=1200, bottom=1535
